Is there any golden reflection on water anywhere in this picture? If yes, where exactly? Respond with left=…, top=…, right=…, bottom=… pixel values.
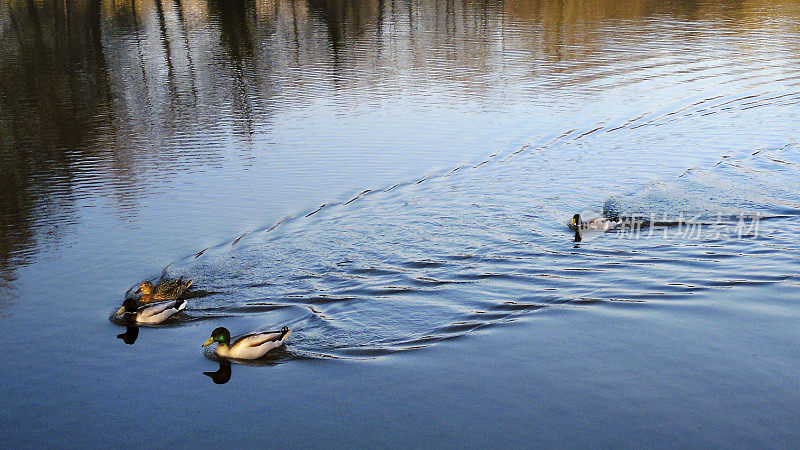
left=0, top=0, right=799, bottom=283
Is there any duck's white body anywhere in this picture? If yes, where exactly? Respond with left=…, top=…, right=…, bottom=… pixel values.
left=569, top=213, right=620, bottom=242
left=583, top=217, right=618, bottom=231
left=568, top=215, right=619, bottom=232
left=215, top=329, right=291, bottom=359
left=130, top=299, right=186, bottom=324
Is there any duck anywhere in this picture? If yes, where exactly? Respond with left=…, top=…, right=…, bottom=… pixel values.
left=115, top=296, right=186, bottom=325
left=568, top=213, right=619, bottom=242
left=135, top=277, right=192, bottom=303
left=202, top=326, right=291, bottom=360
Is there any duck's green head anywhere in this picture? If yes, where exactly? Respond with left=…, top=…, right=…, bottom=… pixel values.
left=116, top=297, right=138, bottom=316
left=135, top=281, right=154, bottom=296
left=570, top=214, right=583, bottom=242
left=203, top=327, right=231, bottom=348
left=569, top=214, right=582, bottom=230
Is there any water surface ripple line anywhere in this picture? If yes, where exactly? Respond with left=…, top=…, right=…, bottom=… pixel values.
left=157, top=134, right=800, bottom=359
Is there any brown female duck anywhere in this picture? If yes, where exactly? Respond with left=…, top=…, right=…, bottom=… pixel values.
left=135, top=277, right=192, bottom=303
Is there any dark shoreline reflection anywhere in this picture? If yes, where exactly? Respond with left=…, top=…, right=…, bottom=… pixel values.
left=0, top=0, right=110, bottom=286
left=1, top=0, right=799, bottom=291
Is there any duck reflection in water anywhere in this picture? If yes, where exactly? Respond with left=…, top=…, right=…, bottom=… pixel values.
left=203, top=360, right=232, bottom=385
left=116, top=326, right=140, bottom=345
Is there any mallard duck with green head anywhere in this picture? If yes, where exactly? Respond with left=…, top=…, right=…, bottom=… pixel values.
left=202, top=326, right=291, bottom=359
left=115, top=297, right=186, bottom=325
left=569, top=213, right=619, bottom=242
left=135, top=277, right=192, bottom=303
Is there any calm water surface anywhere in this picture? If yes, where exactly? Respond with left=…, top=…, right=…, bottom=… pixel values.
left=2, top=0, right=800, bottom=446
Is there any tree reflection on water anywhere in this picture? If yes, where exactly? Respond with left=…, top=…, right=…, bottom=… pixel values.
left=0, top=0, right=797, bottom=291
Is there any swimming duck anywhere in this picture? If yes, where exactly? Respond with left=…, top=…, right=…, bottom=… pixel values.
left=569, top=213, right=619, bottom=242
left=136, top=277, right=192, bottom=303
left=115, top=297, right=186, bottom=325
left=202, top=326, right=291, bottom=360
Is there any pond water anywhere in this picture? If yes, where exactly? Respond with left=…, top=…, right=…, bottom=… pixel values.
left=1, top=0, right=799, bottom=446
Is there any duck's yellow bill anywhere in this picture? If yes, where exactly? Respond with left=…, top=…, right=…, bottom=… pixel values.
left=116, top=306, right=125, bottom=316
left=202, top=337, right=214, bottom=347
left=570, top=218, right=576, bottom=226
